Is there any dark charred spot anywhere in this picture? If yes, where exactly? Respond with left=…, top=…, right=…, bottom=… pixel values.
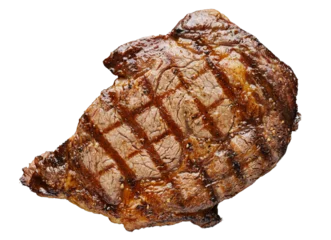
left=136, top=205, right=145, bottom=211
left=260, top=144, right=271, bottom=155
left=53, top=140, right=69, bottom=166
left=206, top=58, right=214, bottom=68
left=127, top=178, right=136, bottom=187
left=210, top=196, right=217, bottom=202
left=232, top=160, right=241, bottom=172
left=189, top=43, right=201, bottom=53
left=186, top=142, right=193, bottom=151
left=202, top=173, right=211, bottom=184
left=146, top=210, right=154, bottom=215
left=183, top=215, right=191, bottom=221
left=175, top=28, right=184, bottom=34
left=227, top=151, right=237, bottom=158
left=251, top=60, right=257, bottom=68
left=104, top=204, right=116, bottom=212
left=158, top=164, right=167, bottom=171
left=257, top=137, right=271, bottom=156
left=174, top=28, right=185, bottom=37
left=29, top=173, right=59, bottom=197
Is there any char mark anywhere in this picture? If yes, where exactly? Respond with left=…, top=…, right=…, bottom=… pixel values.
left=175, top=68, right=225, bottom=141
left=105, top=90, right=168, bottom=174
left=81, top=113, right=136, bottom=182
left=226, top=150, right=246, bottom=185
left=239, top=50, right=293, bottom=124
left=143, top=77, right=186, bottom=142
left=205, top=57, right=246, bottom=114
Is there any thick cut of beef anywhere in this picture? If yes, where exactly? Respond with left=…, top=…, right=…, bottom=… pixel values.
left=20, top=9, right=299, bottom=231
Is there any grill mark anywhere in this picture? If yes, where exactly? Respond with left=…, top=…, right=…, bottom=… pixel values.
left=133, top=85, right=182, bottom=116
left=200, top=47, right=274, bottom=168
left=154, top=65, right=175, bottom=95
left=66, top=171, right=120, bottom=218
left=140, top=77, right=192, bottom=208
left=106, top=94, right=169, bottom=174
left=173, top=34, right=255, bottom=124
left=157, top=85, right=182, bottom=99
left=204, top=56, right=262, bottom=129
left=199, top=168, right=218, bottom=202
left=175, top=69, right=225, bottom=141
left=131, top=101, right=154, bottom=116
left=144, top=78, right=186, bottom=143
left=224, top=124, right=274, bottom=187
left=230, top=158, right=244, bottom=181
left=231, top=139, right=271, bottom=186
left=224, top=54, right=267, bottom=111
left=218, top=150, right=246, bottom=194
left=143, top=86, right=183, bottom=113
left=186, top=65, right=207, bottom=78
left=202, top=125, right=247, bottom=193
left=205, top=57, right=241, bottom=108
left=255, top=128, right=273, bottom=165
left=97, top=163, right=117, bottom=177
left=153, top=60, right=198, bottom=95
left=81, top=113, right=136, bottom=182
left=177, top=159, right=219, bottom=205
left=127, top=150, right=141, bottom=159
left=69, top=131, right=122, bottom=212
left=201, top=156, right=227, bottom=187
left=238, top=50, right=292, bottom=124
left=102, top=121, right=122, bottom=134
left=171, top=33, right=239, bottom=106
left=207, top=98, right=228, bottom=111
left=151, top=130, right=171, bottom=144
left=279, top=61, right=298, bottom=98
left=165, top=68, right=219, bottom=203
left=234, top=50, right=285, bottom=165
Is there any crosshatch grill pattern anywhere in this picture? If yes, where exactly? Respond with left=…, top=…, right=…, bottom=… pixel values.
left=20, top=9, right=299, bottom=231
left=83, top=59, right=274, bottom=207
left=84, top=65, right=235, bottom=202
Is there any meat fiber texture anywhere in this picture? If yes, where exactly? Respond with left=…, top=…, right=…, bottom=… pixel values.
left=20, top=9, right=299, bottom=231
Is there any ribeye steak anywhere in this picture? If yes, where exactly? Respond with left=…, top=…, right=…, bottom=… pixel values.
left=20, top=9, right=299, bottom=231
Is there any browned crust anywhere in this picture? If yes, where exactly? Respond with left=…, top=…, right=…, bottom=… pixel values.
left=21, top=9, right=299, bottom=231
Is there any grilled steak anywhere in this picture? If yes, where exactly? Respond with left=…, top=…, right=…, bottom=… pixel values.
left=20, top=9, right=299, bottom=231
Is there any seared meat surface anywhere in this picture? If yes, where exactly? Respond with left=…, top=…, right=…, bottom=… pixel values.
left=20, top=9, right=299, bottom=231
